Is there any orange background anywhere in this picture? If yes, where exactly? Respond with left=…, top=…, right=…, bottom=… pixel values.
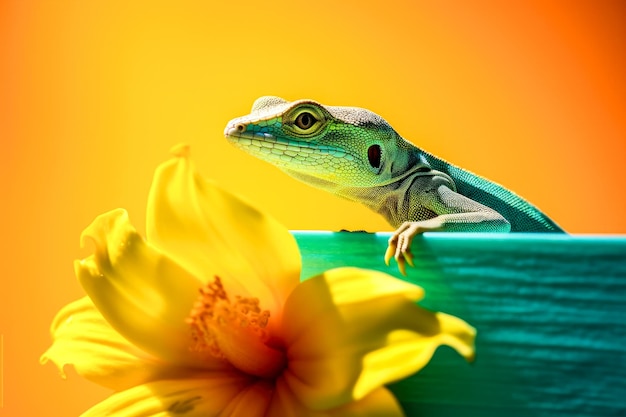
left=1, top=0, right=625, bottom=415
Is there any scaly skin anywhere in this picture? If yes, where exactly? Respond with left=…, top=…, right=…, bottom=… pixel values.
left=224, top=96, right=564, bottom=274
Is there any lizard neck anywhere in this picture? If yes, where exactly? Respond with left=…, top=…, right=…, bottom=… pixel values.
left=284, top=156, right=456, bottom=228
left=337, top=167, right=456, bottom=228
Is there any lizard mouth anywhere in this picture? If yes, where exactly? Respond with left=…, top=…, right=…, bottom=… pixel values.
left=224, top=124, right=355, bottom=166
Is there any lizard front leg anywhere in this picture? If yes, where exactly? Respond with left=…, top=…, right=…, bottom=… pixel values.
left=385, top=184, right=510, bottom=275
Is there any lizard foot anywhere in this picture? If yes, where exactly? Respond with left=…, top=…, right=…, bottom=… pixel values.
left=384, top=222, right=422, bottom=276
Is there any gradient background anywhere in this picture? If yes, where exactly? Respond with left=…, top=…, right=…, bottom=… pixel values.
left=1, top=0, right=625, bottom=415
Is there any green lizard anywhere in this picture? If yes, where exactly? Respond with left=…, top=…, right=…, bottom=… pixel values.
left=224, top=96, right=564, bottom=274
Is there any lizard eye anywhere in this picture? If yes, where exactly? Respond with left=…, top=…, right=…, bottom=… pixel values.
left=368, top=144, right=382, bottom=170
left=295, top=112, right=317, bottom=130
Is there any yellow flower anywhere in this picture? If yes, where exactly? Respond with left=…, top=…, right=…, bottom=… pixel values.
left=41, top=145, right=476, bottom=416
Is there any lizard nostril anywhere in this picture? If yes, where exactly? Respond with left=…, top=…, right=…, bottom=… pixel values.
left=236, top=123, right=246, bottom=132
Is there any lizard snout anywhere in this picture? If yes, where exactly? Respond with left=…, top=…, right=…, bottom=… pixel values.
left=224, top=122, right=246, bottom=137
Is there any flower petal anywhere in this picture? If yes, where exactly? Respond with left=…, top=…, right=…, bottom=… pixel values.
left=80, top=376, right=252, bottom=417
left=76, top=208, right=228, bottom=370
left=216, top=380, right=273, bottom=416
left=145, top=145, right=301, bottom=317
left=41, top=297, right=193, bottom=390
left=281, top=267, right=476, bottom=411
left=269, top=379, right=405, bottom=417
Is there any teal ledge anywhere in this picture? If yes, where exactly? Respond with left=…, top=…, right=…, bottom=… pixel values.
left=292, top=232, right=626, bottom=417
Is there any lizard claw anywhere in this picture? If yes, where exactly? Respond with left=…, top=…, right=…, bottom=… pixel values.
left=384, top=241, right=396, bottom=266
left=385, top=222, right=420, bottom=276
left=384, top=235, right=407, bottom=276
left=404, top=251, right=415, bottom=268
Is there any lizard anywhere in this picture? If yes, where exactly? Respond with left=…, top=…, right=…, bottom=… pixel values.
left=224, top=96, right=564, bottom=275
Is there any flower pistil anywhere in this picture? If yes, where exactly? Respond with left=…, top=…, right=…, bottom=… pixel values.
left=187, top=276, right=286, bottom=379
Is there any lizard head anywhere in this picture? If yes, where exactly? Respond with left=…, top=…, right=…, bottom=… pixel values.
left=224, top=96, right=422, bottom=190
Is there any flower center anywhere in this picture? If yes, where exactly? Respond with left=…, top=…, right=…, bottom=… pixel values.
left=186, top=276, right=286, bottom=378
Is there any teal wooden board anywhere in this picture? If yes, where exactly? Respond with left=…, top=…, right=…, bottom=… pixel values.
left=292, top=232, right=626, bottom=417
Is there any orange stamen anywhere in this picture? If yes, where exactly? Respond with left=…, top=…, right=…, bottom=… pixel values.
left=186, top=276, right=271, bottom=360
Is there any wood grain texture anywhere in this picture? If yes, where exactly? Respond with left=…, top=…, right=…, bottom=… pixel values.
left=293, top=232, right=626, bottom=417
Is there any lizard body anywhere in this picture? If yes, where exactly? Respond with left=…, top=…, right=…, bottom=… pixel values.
left=225, top=96, right=564, bottom=273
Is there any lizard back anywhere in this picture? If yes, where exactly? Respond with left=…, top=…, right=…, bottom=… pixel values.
left=421, top=151, right=564, bottom=232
